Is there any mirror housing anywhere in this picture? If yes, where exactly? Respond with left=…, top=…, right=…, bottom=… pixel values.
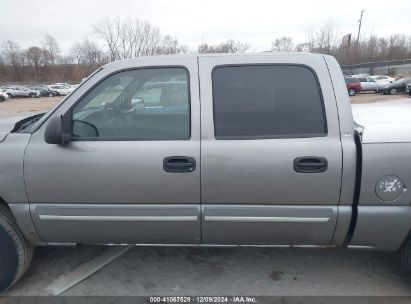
left=44, top=113, right=71, bottom=144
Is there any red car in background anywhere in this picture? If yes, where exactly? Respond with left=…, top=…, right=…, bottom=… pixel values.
left=345, top=77, right=362, bottom=96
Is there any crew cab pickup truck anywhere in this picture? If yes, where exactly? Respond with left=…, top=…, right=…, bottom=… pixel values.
left=1, top=53, right=411, bottom=292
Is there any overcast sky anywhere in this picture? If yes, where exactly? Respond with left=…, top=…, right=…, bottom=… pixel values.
left=1, top=0, right=410, bottom=54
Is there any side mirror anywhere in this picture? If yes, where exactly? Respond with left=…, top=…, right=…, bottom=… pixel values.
left=44, top=113, right=71, bottom=144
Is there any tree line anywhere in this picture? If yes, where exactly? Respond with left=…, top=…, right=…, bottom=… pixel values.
left=0, top=17, right=190, bottom=84
left=1, top=18, right=411, bottom=83
left=271, top=22, right=411, bottom=65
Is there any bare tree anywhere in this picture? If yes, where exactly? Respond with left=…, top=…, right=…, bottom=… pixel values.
left=70, top=38, right=107, bottom=66
left=93, top=17, right=120, bottom=61
left=93, top=17, right=170, bottom=60
left=295, top=43, right=311, bottom=52
left=198, top=39, right=250, bottom=53
left=25, top=46, right=44, bottom=67
left=1, top=40, right=23, bottom=80
left=156, top=35, right=188, bottom=55
left=305, top=22, right=340, bottom=54
left=271, top=37, right=294, bottom=52
left=42, top=34, right=61, bottom=64
left=24, top=46, right=46, bottom=78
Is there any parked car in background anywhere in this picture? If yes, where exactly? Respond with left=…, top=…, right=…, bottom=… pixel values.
left=3, top=86, right=40, bottom=98
left=350, top=73, right=370, bottom=78
left=53, top=83, right=75, bottom=92
left=0, top=91, right=8, bottom=102
left=48, top=85, right=72, bottom=96
left=53, top=82, right=72, bottom=88
left=379, top=77, right=411, bottom=95
left=371, top=75, right=395, bottom=83
left=345, top=77, right=361, bottom=96
left=29, top=86, right=58, bottom=97
left=357, top=76, right=380, bottom=92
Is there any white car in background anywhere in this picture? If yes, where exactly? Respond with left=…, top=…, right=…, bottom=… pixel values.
left=371, top=75, right=395, bottom=83
left=0, top=91, right=8, bottom=102
left=3, top=86, right=40, bottom=98
left=54, top=83, right=75, bottom=91
left=48, top=85, right=72, bottom=96
left=357, top=76, right=380, bottom=92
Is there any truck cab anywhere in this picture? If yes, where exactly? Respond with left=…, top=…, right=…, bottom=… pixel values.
left=0, top=53, right=410, bottom=292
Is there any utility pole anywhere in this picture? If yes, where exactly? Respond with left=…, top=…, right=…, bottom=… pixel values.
left=356, top=10, right=365, bottom=45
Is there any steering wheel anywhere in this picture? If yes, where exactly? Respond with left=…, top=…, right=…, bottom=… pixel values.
left=101, top=102, right=129, bottom=137
left=103, top=102, right=125, bottom=119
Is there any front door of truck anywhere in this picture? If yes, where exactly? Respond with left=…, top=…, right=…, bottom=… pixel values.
left=24, top=58, right=201, bottom=245
left=199, top=55, right=343, bottom=245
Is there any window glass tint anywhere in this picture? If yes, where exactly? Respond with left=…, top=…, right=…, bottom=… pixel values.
left=212, top=65, right=326, bottom=139
left=72, top=68, right=190, bottom=140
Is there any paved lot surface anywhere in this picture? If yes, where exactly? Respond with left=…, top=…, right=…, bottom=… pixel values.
left=4, top=246, right=411, bottom=296
left=1, top=92, right=411, bottom=297
left=0, top=96, right=61, bottom=117
left=350, top=92, right=408, bottom=104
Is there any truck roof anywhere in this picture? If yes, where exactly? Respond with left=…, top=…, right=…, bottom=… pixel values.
left=104, top=52, right=327, bottom=68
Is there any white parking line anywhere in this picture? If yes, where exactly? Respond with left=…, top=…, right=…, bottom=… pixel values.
left=44, top=246, right=132, bottom=296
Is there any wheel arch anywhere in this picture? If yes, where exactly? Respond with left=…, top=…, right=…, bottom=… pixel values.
left=0, top=195, right=45, bottom=246
left=0, top=198, right=34, bottom=292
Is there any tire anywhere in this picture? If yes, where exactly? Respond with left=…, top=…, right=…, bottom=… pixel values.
left=390, top=88, right=398, bottom=95
left=48, top=92, right=54, bottom=97
left=7, top=93, right=13, bottom=99
left=28, top=93, right=35, bottom=98
left=400, top=235, right=411, bottom=274
left=348, top=88, right=356, bottom=96
left=0, top=204, right=33, bottom=292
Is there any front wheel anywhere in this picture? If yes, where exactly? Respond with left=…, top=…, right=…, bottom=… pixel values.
left=7, top=93, right=13, bottom=99
left=348, top=88, right=356, bottom=96
left=390, top=88, right=398, bottom=95
left=0, top=205, right=33, bottom=292
left=28, top=93, right=35, bottom=98
left=48, top=92, right=54, bottom=97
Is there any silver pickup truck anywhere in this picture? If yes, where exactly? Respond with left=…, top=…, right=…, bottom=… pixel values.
left=1, top=53, right=411, bottom=292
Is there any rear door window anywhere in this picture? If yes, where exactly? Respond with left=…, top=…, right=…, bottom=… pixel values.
left=212, top=65, right=327, bottom=139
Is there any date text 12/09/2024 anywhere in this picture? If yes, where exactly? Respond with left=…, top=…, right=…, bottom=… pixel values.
left=149, top=296, right=257, bottom=303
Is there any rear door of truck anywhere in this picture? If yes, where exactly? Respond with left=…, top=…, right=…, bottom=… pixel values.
left=199, top=54, right=343, bottom=245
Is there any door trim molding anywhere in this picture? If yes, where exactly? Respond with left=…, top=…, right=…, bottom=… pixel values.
left=204, top=216, right=330, bottom=223
left=38, top=215, right=198, bottom=222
